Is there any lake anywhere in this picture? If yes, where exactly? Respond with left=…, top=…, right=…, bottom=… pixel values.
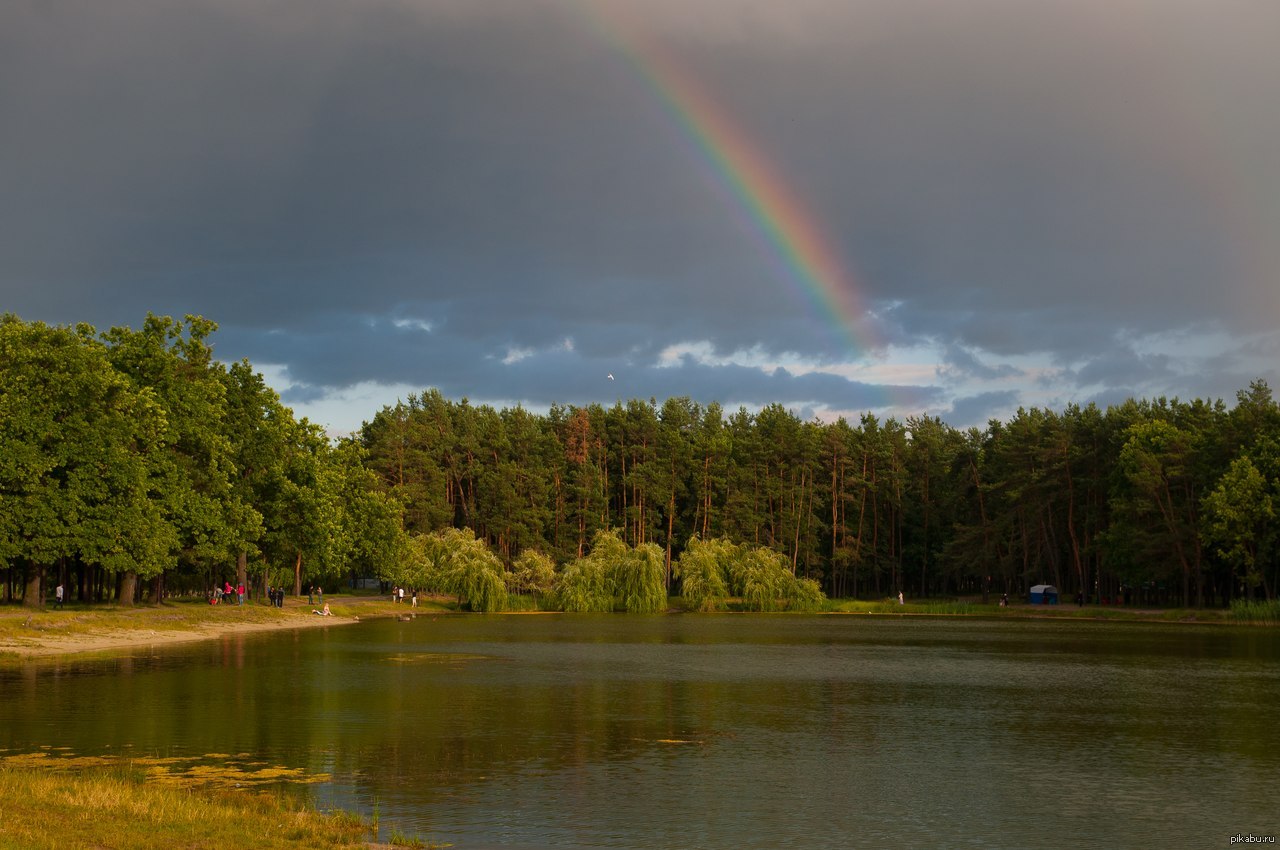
left=2, top=614, right=1278, bottom=848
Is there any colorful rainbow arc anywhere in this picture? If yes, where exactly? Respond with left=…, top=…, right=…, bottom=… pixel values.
left=579, top=1, right=880, bottom=357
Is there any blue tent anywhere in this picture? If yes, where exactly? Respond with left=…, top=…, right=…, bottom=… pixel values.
left=1029, top=584, right=1059, bottom=604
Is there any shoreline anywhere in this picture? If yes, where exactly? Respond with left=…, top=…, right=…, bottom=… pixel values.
left=0, top=613, right=360, bottom=659
left=0, top=596, right=416, bottom=662
left=1, top=597, right=1261, bottom=662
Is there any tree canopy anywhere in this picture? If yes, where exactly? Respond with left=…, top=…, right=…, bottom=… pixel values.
left=0, top=314, right=405, bottom=606
left=5, top=313, right=1278, bottom=610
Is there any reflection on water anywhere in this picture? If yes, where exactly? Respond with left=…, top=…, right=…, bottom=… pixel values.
left=2, top=616, right=1278, bottom=849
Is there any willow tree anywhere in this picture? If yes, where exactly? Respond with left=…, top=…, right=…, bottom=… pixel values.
left=726, top=542, right=826, bottom=612
left=405, top=527, right=505, bottom=612
left=611, top=540, right=667, bottom=613
left=506, top=549, right=557, bottom=602
left=551, top=529, right=628, bottom=613
left=674, top=536, right=732, bottom=611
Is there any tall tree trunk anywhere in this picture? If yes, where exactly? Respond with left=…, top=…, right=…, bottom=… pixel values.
left=237, top=551, right=248, bottom=594
left=1064, top=449, right=1086, bottom=602
left=22, top=562, right=43, bottom=608
left=293, top=551, right=303, bottom=597
left=666, top=464, right=676, bottom=591
left=852, top=452, right=868, bottom=599
left=118, top=570, right=138, bottom=607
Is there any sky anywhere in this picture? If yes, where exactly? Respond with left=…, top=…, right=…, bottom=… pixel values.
left=3, top=0, right=1277, bottom=436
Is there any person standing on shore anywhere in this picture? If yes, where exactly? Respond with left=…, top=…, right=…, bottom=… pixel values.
left=237, top=583, right=245, bottom=605
left=54, top=583, right=64, bottom=610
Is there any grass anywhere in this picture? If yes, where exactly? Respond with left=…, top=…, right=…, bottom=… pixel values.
left=0, top=759, right=375, bottom=850
left=1230, top=598, right=1280, bottom=624
left=824, top=597, right=1238, bottom=622
left=828, top=599, right=980, bottom=616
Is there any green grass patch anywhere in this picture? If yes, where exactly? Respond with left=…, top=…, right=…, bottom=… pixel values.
left=823, top=598, right=1238, bottom=622
left=827, top=598, right=980, bottom=615
left=1230, top=599, right=1280, bottom=624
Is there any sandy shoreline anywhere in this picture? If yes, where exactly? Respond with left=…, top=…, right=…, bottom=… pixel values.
left=0, top=600, right=397, bottom=661
left=1, top=616, right=358, bottom=659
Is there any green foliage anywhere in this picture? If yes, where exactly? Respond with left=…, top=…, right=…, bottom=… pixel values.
left=675, top=536, right=827, bottom=612
left=1230, top=598, right=1280, bottom=624
left=103, top=315, right=249, bottom=575
left=9, top=308, right=1280, bottom=612
left=0, top=316, right=174, bottom=595
left=1203, top=455, right=1274, bottom=595
left=506, top=549, right=557, bottom=598
left=788, top=576, right=826, bottom=612
left=549, top=530, right=669, bottom=613
left=736, top=547, right=792, bottom=612
left=405, top=528, right=505, bottom=612
left=612, top=541, right=667, bottom=613
left=551, top=558, right=612, bottom=613
left=674, top=537, right=731, bottom=611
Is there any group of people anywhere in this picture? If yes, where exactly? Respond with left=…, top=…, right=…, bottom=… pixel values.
left=390, top=586, right=417, bottom=607
left=307, top=585, right=331, bottom=615
left=203, top=582, right=332, bottom=609
left=210, top=581, right=246, bottom=605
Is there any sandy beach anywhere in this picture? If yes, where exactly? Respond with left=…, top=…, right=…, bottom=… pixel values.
left=0, top=597, right=406, bottom=661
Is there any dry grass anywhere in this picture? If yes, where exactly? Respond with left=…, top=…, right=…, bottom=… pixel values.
left=0, top=760, right=375, bottom=850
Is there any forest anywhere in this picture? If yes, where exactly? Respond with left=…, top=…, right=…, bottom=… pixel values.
left=3, top=314, right=1278, bottom=609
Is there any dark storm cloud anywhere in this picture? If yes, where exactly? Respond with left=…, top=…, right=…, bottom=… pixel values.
left=2, top=0, right=1276, bottom=429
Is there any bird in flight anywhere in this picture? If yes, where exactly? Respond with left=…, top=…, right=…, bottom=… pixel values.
left=607, top=373, right=614, bottom=381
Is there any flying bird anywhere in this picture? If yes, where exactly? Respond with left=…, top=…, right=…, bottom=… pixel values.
left=607, top=373, right=614, bottom=380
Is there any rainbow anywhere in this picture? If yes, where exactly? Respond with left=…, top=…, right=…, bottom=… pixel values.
left=577, top=2, right=880, bottom=357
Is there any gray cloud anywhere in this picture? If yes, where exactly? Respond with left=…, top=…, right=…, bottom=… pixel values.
left=2, top=0, right=1276, bottom=430
left=945, top=391, right=1022, bottom=430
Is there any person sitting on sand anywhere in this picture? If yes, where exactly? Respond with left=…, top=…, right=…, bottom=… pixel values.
left=313, top=603, right=331, bottom=616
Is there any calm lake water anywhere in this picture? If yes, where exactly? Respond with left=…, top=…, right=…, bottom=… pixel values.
left=3, top=614, right=1278, bottom=848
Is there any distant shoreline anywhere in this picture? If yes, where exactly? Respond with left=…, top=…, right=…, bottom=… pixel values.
left=1, top=596, right=1264, bottom=662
